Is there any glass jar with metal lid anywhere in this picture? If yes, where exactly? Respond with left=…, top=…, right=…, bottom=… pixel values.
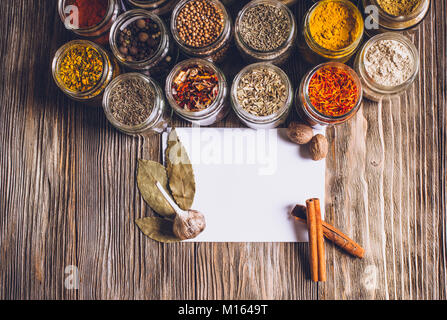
left=120, top=0, right=180, bottom=16
left=52, top=40, right=120, bottom=105
left=354, top=32, right=419, bottom=102
left=362, top=0, right=430, bottom=32
left=298, top=0, right=364, bottom=65
left=102, top=73, right=169, bottom=136
left=109, top=9, right=178, bottom=78
left=165, top=58, right=229, bottom=126
left=58, top=0, right=120, bottom=45
left=231, top=63, right=293, bottom=129
left=234, top=0, right=297, bottom=65
left=296, top=62, right=363, bottom=128
left=170, top=0, right=233, bottom=63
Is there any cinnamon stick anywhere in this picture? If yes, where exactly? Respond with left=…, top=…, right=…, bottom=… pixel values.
left=313, top=199, right=326, bottom=282
left=305, top=199, right=319, bottom=282
left=292, top=205, right=365, bottom=259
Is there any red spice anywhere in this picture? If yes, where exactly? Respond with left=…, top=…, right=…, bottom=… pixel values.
left=70, top=0, right=109, bottom=29
left=172, top=64, right=219, bottom=112
left=308, top=66, right=358, bottom=117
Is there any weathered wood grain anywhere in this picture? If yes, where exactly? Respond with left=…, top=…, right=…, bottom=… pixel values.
left=0, top=0, right=445, bottom=300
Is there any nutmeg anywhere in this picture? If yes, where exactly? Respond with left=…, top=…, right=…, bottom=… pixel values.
left=286, top=122, right=314, bottom=145
left=309, top=134, right=328, bottom=161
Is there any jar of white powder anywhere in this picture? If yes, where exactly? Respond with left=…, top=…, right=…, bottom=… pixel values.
left=354, top=32, right=419, bottom=101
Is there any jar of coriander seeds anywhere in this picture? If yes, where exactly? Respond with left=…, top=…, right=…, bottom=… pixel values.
left=52, top=40, right=120, bottom=105
left=165, top=58, right=229, bottom=126
left=234, top=0, right=297, bottom=65
left=362, top=0, right=430, bottom=32
left=58, top=0, right=120, bottom=45
left=171, top=0, right=233, bottom=63
left=296, top=62, right=363, bottom=128
left=103, top=73, right=169, bottom=136
left=121, top=0, right=180, bottom=16
left=109, top=9, right=178, bottom=78
left=298, top=0, right=364, bottom=64
left=231, top=63, right=293, bottom=129
left=354, top=33, right=419, bottom=101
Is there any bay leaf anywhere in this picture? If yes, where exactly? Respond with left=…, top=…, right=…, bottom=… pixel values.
left=137, top=159, right=176, bottom=218
left=166, top=129, right=196, bottom=210
left=135, top=217, right=181, bottom=243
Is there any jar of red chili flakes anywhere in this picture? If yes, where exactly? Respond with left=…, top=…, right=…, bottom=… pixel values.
left=58, top=0, right=120, bottom=45
left=165, top=58, right=229, bottom=126
left=170, top=0, right=233, bottom=63
left=296, top=62, right=363, bottom=128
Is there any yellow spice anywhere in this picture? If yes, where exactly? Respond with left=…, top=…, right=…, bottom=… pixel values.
left=377, top=0, right=422, bottom=17
left=309, top=1, right=361, bottom=51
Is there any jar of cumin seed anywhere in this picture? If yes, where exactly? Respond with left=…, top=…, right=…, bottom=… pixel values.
left=58, top=0, right=120, bottom=45
left=171, top=0, right=233, bottom=63
left=52, top=40, right=120, bottom=105
left=234, top=0, right=297, bottom=65
left=298, top=0, right=364, bottom=65
left=361, top=0, right=430, bottom=33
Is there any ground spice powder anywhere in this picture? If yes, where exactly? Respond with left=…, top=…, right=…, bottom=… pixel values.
left=309, top=1, right=361, bottom=51
left=70, top=0, right=109, bottom=29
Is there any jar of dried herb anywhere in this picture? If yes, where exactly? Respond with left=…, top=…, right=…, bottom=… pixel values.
left=298, top=0, right=364, bottom=64
left=109, top=9, right=178, bottom=78
left=102, top=73, right=169, bottom=136
left=165, top=58, right=229, bottom=126
left=52, top=40, right=120, bottom=104
left=234, top=0, right=297, bottom=65
left=121, top=0, right=180, bottom=16
left=170, top=0, right=233, bottom=63
left=361, top=0, right=430, bottom=32
left=354, top=33, right=419, bottom=101
left=296, top=62, right=363, bottom=128
left=231, top=63, right=293, bottom=129
left=58, top=0, right=120, bottom=45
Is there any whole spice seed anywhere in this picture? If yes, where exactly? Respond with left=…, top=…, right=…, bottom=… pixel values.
left=309, top=1, right=361, bottom=51
left=172, top=64, right=219, bottom=111
left=364, top=39, right=413, bottom=87
left=176, top=0, right=224, bottom=48
left=377, top=0, right=422, bottom=16
left=308, top=66, right=358, bottom=117
left=117, top=18, right=161, bottom=62
left=108, top=77, right=155, bottom=126
left=236, top=66, right=287, bottom=117
left=59, top=44, right=104, bottom=92
left=239, top=4, right=290, bottom=52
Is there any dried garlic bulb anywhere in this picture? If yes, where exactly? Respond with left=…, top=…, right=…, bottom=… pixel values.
left=173, top=210, right=206, bottom=240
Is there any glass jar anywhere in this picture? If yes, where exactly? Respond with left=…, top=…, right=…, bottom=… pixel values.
left=102, top=73, right=169, bottom=136
left=52, top=40, right=120, bottom=105
left=231, top=63, right=293, bottom=129
left=58, top=0, right=120, bottom=45
left=109, top=9, right=178, bottom=78
left=165, top=58, right=229, bottom=126
left=170, top=0, right=233, bottom=63
left=298, top=0, right=364, bottom=65
left=120, top=0, right=180, bottom=16
left=234, top=0, right=297, bottom=65
left=362, top=0, right=430, bottom=32
left=296, top=62, right=363, bottom=128
left=354, top=32, right=419, bottom=102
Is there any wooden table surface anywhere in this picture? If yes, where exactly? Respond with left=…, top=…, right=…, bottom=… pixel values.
left=0, top=0, right=445, bottom=300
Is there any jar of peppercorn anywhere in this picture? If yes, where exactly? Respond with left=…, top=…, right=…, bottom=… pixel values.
left=170, top=0, right=233, bottom=63
left=165, top=58, right=230, bottom=126
left=58, top=0, right=120, bottom=45
left=52, top=40, right=120, bottom=105
left=121, top=0, right=180, bottom=16
left=109, top=9, right=178, bottom=78
left=296, top=62, right=363, bottom=128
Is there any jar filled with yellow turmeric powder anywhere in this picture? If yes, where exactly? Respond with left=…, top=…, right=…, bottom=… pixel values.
left=52, top=40, right=120, bottom=104
left=299, top=0, right=364, bottom=64
left=362, top=0, right=430, bottom=32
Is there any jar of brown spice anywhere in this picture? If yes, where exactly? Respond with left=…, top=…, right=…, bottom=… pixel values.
left=171, top=0, right=233, bottom=63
